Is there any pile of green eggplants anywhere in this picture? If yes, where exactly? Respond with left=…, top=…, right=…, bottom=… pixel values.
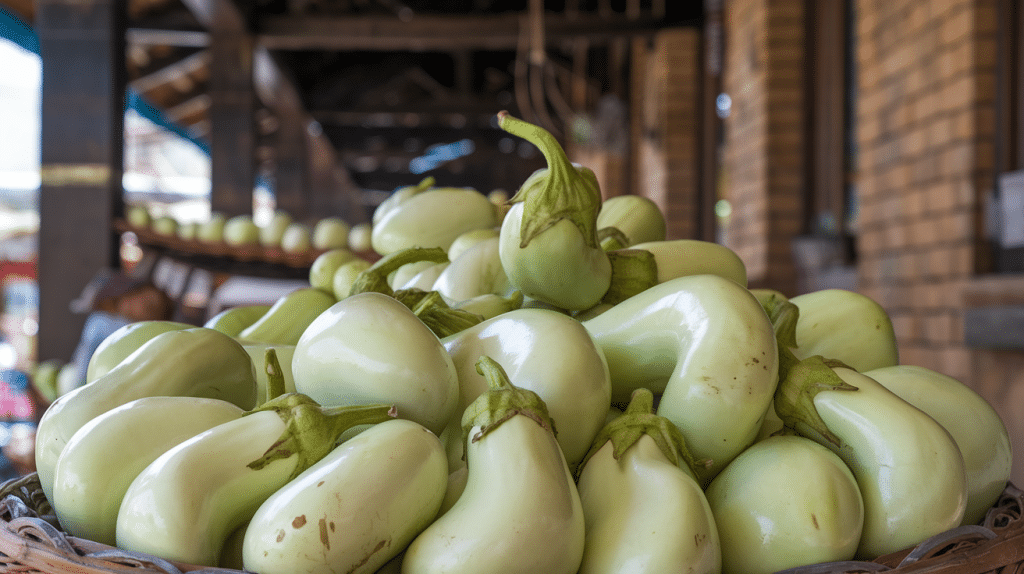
left=34, top=112, right=1013, bottom=574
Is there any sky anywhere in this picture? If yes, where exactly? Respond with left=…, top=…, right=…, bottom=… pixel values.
left=0, top=39, right=41, bottom=190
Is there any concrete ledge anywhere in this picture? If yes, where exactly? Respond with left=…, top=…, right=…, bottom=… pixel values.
left=963, top=274, right=1024, bottom=349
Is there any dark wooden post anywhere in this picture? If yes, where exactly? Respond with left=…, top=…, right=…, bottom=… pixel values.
left=271, top=106, right=309, bottom=220
left=35, top=0, right=126, bottom=362
left=207, top=30, right=257, bottom=216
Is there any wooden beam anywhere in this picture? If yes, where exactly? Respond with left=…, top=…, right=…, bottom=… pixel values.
left=126, top=27, right=210, bottom=47
left=162, top=93, right=211, bottom=126
left=129, top=49, right=210, bottom=93
left=256, top=13, right=672, bottom=52
left=177, top=0, right=248, bottom=31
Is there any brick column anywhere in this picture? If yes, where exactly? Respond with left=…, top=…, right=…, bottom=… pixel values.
left=633, top=28, right=702, bottom=240
left=721, top=0, right=805, bottom=294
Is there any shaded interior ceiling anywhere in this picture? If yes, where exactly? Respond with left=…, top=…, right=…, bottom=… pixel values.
left=2, top=0, right=704, bottom=195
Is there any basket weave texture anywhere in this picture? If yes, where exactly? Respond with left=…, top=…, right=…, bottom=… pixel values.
left=0, top=473, right=1020, bottom=574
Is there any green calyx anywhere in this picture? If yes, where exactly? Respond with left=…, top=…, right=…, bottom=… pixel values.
left=461, top=355, right=556, bottom=457
left=602, top=248, right=659, bottom=305
left=598, top=227, right=631, bottom=251
left=392, top=288, right=432, bottom=309
left=411, top=291, right=485, bottom=338
left=349, top=246, right=449, bottom=297
left=497, top=111, right=602, bottom=249
left=574, top=388, right=708, bottom=482
left=246, top=393, right=396, bottom=480
left=408, top=176, right=436, bottom=194
left=264, top=348, right=286, bottom=403
left=453, top=291, right=525, bottom=320
left=751, top=289, right=799, bottom=350
left=773, top=354, right=858, bottom=447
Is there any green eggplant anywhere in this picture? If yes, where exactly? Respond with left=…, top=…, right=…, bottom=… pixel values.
left=347, top=246, right=449, bottom=299
left=51, top=396, right=246, bottom=545
left=705, top=435, right=863, bottom=574
left=431, top=236, right=514, bottom=303
left=575, top=389, right=720, bottom=574
left=348, top=222, right=373, bottom=253
left=31, top=358, right=63, bottom=404
left=789, top=288, right=899, bottom=372
left=595, top=194, right=667, bottom=250
left=116, top=394, right=396, bottom=566
left=391, top=261, right=442, bottom=291
left=496, top=112, right=611, bottom=311
left=281, top=222, right=312, bottom=254
left=332, top=258, right=373, bottom=300
left=308, top=248, right=358, bottom=292
left=863, top=364, right=1012, bottom=526
left=775, top=358, right=967, bottom=558
left=626, top=239, right=748, bottom=287
left=401, top=357, right=586, bottom=574
left=440, top=307, right=611, bottom=472
left=85, top=320, right=193, bottom=383
left=452, top=291, right=524, bottom=321
left=394, top=262, right=448, bottom=292
left=582, top=274, right=778, bottom=484
left=292, top=292, right=459, bottom=436
left=237, top=287, right=336, bottom=346
left=447, top=227, right=500, bottom=262
left=260, top=210, right=293, bottom=248
left=224, top=214, right=260, bottom=247
left=151, top=215, right=178, bottom=236
left=312, top=216, right=351, bottom=250
left=204, top=305, right=272, bottom=338
left=373, top=176, right=435, bottom=226
left=242, top=419, right=448, bottom=574
left=35, top=327, right=259, bottom=505
left=371, top=184, right=497, bottom=255
left=198, top=212, right=227, bottom=243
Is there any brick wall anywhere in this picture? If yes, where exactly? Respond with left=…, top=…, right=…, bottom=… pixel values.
left=853, top=0, right=1024, bottom=483
left=632, top=28, right=702, bottom=240
left=721, top=0, right=805, bottom=295
left=855, top=0, right=996, bottom=383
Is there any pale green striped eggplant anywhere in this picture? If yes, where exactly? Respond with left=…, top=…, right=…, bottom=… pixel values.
left=705, top=435, right=864, bottom=574
left=583, top=274, right=778, bottom=484
left=789, top=288, right=899, bottom=372
left=51, top=396, right=245, bottom=545
left=401, top=357, right=585, bottom=574
left=864, top=364, right=1012, bottom=526
left=242, top=419, right=447, bottom=574
left=575, top=389, right=720, bottom=574
left=35, top=327, right=258, bottom=504
left=116, top=394, right=396, bottom=566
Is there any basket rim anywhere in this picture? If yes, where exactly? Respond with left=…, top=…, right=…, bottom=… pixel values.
left=0, top=473, right=1021, bottom=574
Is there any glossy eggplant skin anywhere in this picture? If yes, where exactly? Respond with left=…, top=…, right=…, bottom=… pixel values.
left=35, top=327, right=258, bottom=504
left=242, top=419, right=448, bottom=574
left=576, top=435, right=720, bottom=574
left=813, top=368, right=968, bottom=558
left=51, top=396, right=246, bottom=546
left=705, top=435, right=863, bottom=574
left=292, top=292, right=459, bottom=436
left=441, top=307, right=611, bottom=471
left=583, top=274, right=778, bottom=483
left=864, top=364, right=1013, bottom=526
left=789, top=289, right=899, bottom=372
left=400, top=357, right=586, bottom=574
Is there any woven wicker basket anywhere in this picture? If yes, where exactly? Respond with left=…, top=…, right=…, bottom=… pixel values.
left=0, top=473, right=1020, bottom=574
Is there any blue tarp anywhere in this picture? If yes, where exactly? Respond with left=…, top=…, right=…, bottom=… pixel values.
left=0, top=6, right=210, bottom=156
